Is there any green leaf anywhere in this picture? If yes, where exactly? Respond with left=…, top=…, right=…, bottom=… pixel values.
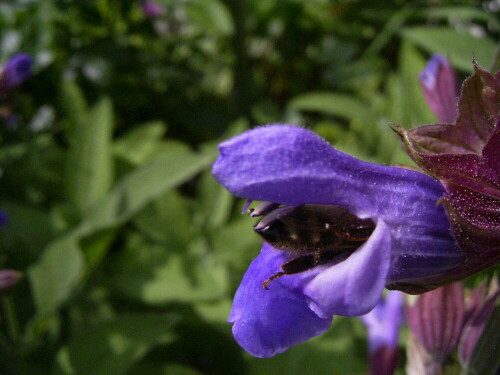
left=113, top=121, right=167, bottom=166
left=248, top=318, right=367, bottom=375
left=0, top=200, right=55, bottom=266
left=212, top=217, right=261, bottom=271
left=28, top=234, right=85, bottom=317
left=185, top=0, right=234, bottom=36
left=78, top=148, right=211, bottom=235
left=57, top=314, right=177, bottom=375
left=289, top=92, right=371, bottom=121
left=81, top=229, right=117, bottom=277
left=402, top=27, right=497, bottom=71
left=133, top=189, right=191, bottom=246
left=196, top=169, right=233, bottom=231
left=363, top=5, right=413, bottom=56
left=110, top=234, right=227, bottom=304
left=193, top=299, right=233, bottom=324
left=127, top=363, right=203, bottom=375
left=398, top=41, right=437, bottom=127
left=28, top=148, right=210, bottom=317
left=418, top=6, right=497, bottom=23
left=64, top=97, right=114, bottom=216
left=59, top=80, right=88, bottom=133
left=18, top=0, right=55, bottom=69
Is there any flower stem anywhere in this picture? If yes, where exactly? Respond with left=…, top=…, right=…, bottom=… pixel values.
left=489, top=43, right=500, bottom=73
left=2, top=297, right=20, bottom=342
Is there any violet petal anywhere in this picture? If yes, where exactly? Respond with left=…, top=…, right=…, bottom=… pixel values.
left=2, top=53, right=32, bottom=89
left=361, top=290, right=404, bottom=353
left=228, top=243, right=332, bottom=358
left=304, top=220, right=391, bottom=318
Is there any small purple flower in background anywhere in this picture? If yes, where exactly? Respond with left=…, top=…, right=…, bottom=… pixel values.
left=419, top=54, right=459, bottom=123
left=0, top=270, right=23, bottom=296
left=0, top=53, right=32, bottom=91
left=213, top=125, right=463, bottom=357
left=360, top=291, right=404, bottom=375
left=141, top=1, right=165, bottom=18
left=0, top=210, right=8, bottom=226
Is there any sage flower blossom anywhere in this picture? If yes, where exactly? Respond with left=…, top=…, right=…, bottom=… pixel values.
left=141, top=1, right=165, bottom=18
left=360, top=291, right=404, bottom=375
left=213, top=125, right=463, bottom=357
left=0, top=53, right=32, bottom=91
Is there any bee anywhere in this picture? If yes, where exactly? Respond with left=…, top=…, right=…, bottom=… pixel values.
left=251, top=204, right=375, bottom=289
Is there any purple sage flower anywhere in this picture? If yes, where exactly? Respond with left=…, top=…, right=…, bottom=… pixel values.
left=0, top=53, right=32, bottom=91
left=419, top=54, right=459, bottom=123
left=141, top=1, right=165, bottom=18
left=360, top=291, right=404, bottom=375
left=212, top=124, right=463, bottom=357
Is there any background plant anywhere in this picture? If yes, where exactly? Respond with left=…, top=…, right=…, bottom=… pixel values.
left=0, top=1, right=497, bottom=374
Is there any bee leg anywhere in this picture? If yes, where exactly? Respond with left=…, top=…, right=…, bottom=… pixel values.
left=262, top=249, right=356, bottom=289
left=262, top=254, right=316, bottom=289
left=313, top=250, right=321, bottom=265
left=262, top=272, right=285, bottom=289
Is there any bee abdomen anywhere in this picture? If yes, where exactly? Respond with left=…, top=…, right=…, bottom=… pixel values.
left=253, top=204, right=375, bottom=254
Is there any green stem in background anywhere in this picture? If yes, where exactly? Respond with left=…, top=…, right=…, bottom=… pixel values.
left=2, top=297, right=20, bottom=343
left=362, top=5, right=414, bottom=57
left=489, top=43, right=500, bottom=73
left=225, top=0, right=253, bottom=122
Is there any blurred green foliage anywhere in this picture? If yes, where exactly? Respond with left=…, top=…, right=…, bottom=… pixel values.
left=0, top=0, right=497, bottom=374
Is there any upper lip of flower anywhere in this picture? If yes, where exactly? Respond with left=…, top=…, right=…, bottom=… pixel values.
left=213, top=124, right=464, bottom=285
left=212, top=124, right=464, bottom=357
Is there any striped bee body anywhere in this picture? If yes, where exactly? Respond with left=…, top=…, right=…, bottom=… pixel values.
left=251, top=204, right=376, bottom=289
left=254, top=204, right=375, bottom=254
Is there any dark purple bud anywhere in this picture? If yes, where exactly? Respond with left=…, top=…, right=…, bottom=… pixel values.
left=1, top=53, right=32, bottom=90
left=369, top=346, right=400, bottom=375
left=0, top=270, right=23, bottom=296
left=419, top=55, right=459, bottom=123
left=141, top=1, right=165, bottom=18
left=0, top=210, right=8, bottom=226
left=458, top=284, right=499, bottom=365
left=406, top=283, right=465, bottom=363
left=393, top=64, right=500, bottom=292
